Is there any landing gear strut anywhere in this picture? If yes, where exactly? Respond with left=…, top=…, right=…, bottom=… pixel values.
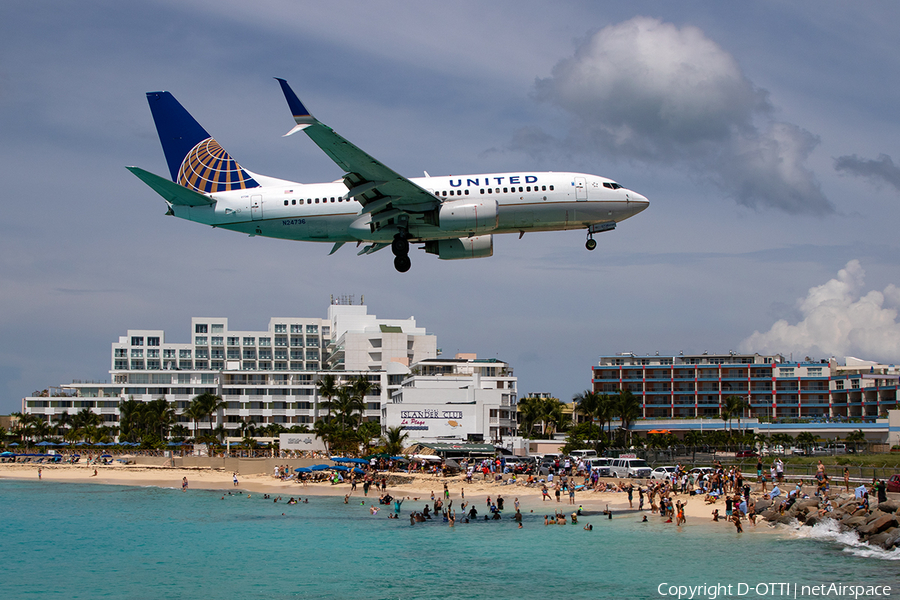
left=585, top=222, right=616, bottom=251
left=585, top=237, right=597, bottom=251
left=392, top=233, right=411, bottom=272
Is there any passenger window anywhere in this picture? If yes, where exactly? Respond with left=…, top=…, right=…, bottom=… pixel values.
left=526, top=186, right=531, bottom=192
left=519, top=187, right=523, bottom=192
left=549, top=185, right=554, bottom=191
left=503, top=187, right=508, bottom=193
left=292, top=199, right=296, bottom=205
left=464, top=190, right=469, bottom=195
left=542, top=186, right=546, bottom=191
left=331, top=198, right=335, bottom=202
left=315, top=198, right=319, bottom=204
left=284, top=200, right=288, bottom=206
left=480, top=189, right=485, bottom=194
left=495, top=188, right=500, bottom=194
left=487, top=189, right=492, bottom=194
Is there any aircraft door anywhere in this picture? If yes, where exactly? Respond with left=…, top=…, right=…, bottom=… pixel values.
left=574, top=177, right=587, bottom=201
left=251, top=195, right=263, bottom=220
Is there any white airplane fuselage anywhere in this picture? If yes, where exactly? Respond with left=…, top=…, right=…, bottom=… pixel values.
left=179, top=171, right=649, bottom=243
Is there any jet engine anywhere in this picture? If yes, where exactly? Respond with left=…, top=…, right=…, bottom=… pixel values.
left=424, top=235, right=493, bottom=260
left=437, top=199, right=498, bottom=233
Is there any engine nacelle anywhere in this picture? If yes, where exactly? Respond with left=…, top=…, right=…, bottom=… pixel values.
left=424, top=235, right=493, bottom=260
left=438, top=199, right=498, bottom=233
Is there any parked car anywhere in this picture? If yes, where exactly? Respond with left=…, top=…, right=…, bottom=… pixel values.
left=885, top=474, right=900, bottom=493
left=650, top=466, right=678, bottom=480
left=736, top=450, right=758, bottom=458
left=585, top=457, right=612, bottom=477
left=609, top=458, right=652, bottom=479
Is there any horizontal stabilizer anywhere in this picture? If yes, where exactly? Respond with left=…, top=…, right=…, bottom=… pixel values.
left=127, top=167, right=215, bottom=207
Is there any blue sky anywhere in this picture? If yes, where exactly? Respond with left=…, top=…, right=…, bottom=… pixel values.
left=2, top=1, right=900, bottom=414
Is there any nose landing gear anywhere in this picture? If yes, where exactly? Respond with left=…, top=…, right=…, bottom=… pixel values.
left=585, top=221, right=616, bottom=251
left=392, top=233, right=411, bottom=272
left=585, top=238, right=597, bottom=251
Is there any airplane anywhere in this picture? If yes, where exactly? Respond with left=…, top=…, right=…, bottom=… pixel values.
left=128, top=78, right=649, bottom=272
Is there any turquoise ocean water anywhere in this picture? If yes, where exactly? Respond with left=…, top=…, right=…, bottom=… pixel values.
left=1, top=479, right=897, bottom=600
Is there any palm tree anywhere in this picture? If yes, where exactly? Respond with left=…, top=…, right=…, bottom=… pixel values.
left=796, top=431, right=818, bottom=454
left=539, top=397, right=566, bottom=436
left=515, top=396, right=543, bottom=438
left=573, top=390, right=600, bottom=426
left=118, top=397, right=144, bottom=442
left=53, top=411, right=73, bottom=438
left=315, top=374, right=339, bottom=419
left=357, top=420, right=381, bottom=455
left=615, top=390, right=642, bottom=446
left=683, top=429, right=704, bottom=463
left=182, top=401, right=206, bottom=442
left=145, top=398, right=176, bottom=441
left=322, top=386, right=365, bottom=433
left=845, top=429, right=866, bottom=454
left=191, top=392, right=225, bottom=438
left=381, top=425, right=409, bottom=456
left=313, top=418, right=338, bottom=454
left=723, top=395, right=747, bottom=434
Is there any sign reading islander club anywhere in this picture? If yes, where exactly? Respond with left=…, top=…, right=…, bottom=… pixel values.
left=279, top=433, right=327, bottom=452
left=387, top=404, right=478, bottom=438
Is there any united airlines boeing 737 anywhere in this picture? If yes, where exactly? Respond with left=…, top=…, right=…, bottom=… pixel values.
left=128, top=79, right=649, bottom=272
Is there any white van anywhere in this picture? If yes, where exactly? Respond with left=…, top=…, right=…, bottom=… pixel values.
left=585, top=457, right=612, bottom=476
left=570, top=450, right=598, bottom=460
left=609, top=457, right=652, bottom=479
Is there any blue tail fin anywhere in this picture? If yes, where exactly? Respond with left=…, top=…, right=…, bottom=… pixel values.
left=146, top=91, right=259, bottom=193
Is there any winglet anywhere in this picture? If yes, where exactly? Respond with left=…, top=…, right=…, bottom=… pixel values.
left=275, top=78, right=317, bottom=135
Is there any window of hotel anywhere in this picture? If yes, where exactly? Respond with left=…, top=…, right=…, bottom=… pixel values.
left=227, top=349, right=240, bottom=359
left=228, top=337, right=240, bottom=346
left=306, top=337, right=319, bottom=347
left=851, top=379, right=859, bottom=389
left=243, top=349, right=256, bottom=360
left=242, top=361, right=256, bottom=370
left=131, top=349, right=143, bottom=358
left=147, top=349, right=159, bottom=358
left=211, top=336, right=223, bottom=346
left=211, top=324, right=224, bottom=333
left=259, top=349, right=272, bottom=360
left=275, top=336, right=287, bottom=347
left=291, top=337, right=303, bottom=347
left=211, top=349, right=224, bottom=359
left=306, top=350, right=319, bottom=360
left=163, top=349, right=176, bottom=358
left=274, top=350, right=288, bottom=360
left=115, top=348, right=127, bottom=357
left=131, top=336, right=143, bottom=346
left=179, top=349, right=191, bottom=358
left=306, top=324, right=318, bottom=334
left=195, top=324, right=208, bottom=334
left=147, top=360, right=160, bottom=370
left=290, top=350, right=303, bottom=360
left=147, top=336, right=160, bottom=346
left=195, top=360, right=208, bottom=370
left=258, top=337, right=271, bottom=347
left=131, top=360, right=144, bottom=370
left=322, top=326, right=330, bottom=336
left=835, top=380, right=844, bottom=390
left=780, top=368, right=795, bottom=377
left=195, top=336, right=207, bottom=346
left=807, top=367, right=823, bottom=377
left=243, top=337, right=255, bottom=346
left=275, top=324, right=287, bottom=333
left=115, top=360, right=128, bottom=370
left=290, top=362, right=303, bottom=370
left=195, top=348, right=209, bottom=359
left=211, top=360, right=224, bottom=370
left=179, top=360, right=192, bottom=370
left=291, top=324, right=303, bottom=333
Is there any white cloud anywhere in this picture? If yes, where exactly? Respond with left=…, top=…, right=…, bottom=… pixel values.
left=526, top=17, right=832, bottom=214
left=739, top=260, right=900, bottom=362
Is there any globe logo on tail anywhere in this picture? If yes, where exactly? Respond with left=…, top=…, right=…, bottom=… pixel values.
left=177, top=137, right=258, bottom=193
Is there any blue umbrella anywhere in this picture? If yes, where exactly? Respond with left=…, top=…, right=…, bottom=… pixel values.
left=309, top=464, right=330, bottom=471
left=9, top=443, right=18, bottom=447
left=294, top=467, right=312, bottom=473
left=343, top=458, right=369, bottom=465
left=331, top=465, right=349, bottom=472
left=0, top=451, right=14, bottom=456
left=352, top=467, right=366, bottom=475
left=36, top=441, right=53, bottom=446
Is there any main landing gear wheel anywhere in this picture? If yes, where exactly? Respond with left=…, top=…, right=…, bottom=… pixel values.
left=585, top=238, right=597, bottom=251
left=391, top=236, right=409, bottom=256
left=393, top=255, right=411, bottom=273
left=392, top=234, right=411, bottom=272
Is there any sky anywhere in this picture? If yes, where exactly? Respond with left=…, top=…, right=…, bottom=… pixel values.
left=2, top=1, right=900, bottom=414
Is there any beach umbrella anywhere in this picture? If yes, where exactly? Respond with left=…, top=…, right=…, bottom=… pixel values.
left=352, top=467, right=366, bottom=475
left=294, top=467, right=312, bottom=473
left=36, top=441, right=53, bottom=446
left=344, top=458, right=369, bottom=465
left=9, top=443, right=19, bottom=447
left=331, top=465, right=349, bottom=472
left=0, top=451, right=14, bottom=456
left=309, top=464, right=330, bottom=471
left=100, top=454, right=112, bottom=458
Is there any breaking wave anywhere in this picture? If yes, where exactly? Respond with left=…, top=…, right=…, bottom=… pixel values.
left=784, top=518, right=900, bottom=560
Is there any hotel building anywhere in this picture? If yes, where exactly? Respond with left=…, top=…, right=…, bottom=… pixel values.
left=21, top=301, right=437, bottom=434
left=593, top=352, right=900, bottom=420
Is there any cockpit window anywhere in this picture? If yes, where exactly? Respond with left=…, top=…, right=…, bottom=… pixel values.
left=603, top=182, right=623, bottom=190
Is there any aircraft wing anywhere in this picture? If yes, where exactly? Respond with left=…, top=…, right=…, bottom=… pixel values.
left=276, top=79, right=439, bottom=217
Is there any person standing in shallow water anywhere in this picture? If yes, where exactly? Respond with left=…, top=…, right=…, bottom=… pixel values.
left=182, top=477, right=188, bottom=492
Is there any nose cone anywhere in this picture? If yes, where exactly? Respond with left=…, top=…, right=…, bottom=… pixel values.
left=628, top=191, right=650, bottom=217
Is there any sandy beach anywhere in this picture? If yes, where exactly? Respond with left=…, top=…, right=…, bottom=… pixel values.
left=0, top=461, right=757, bottom=525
